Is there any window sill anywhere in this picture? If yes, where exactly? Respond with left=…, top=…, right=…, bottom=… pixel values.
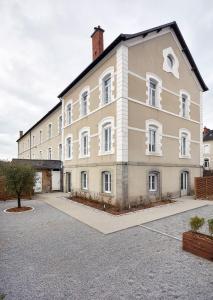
left=79, top=155, right=90, bottom=159
left=146, top=152, right=162, bottom=157
left=179, top=155, right=191, bottom=159
left=98, top=151, right=114, bottom=156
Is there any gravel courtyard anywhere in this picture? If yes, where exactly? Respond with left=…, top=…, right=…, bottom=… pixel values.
left=0, top=199, right=212, bottom=300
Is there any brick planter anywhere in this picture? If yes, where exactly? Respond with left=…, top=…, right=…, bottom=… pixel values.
left=183, top=231, right=213, bottom=261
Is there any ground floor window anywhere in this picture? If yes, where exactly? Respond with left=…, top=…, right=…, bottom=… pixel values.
left=204, top=158, right=209, bottom=168
left=149, top=173, right=158, bottom=192
left=81, top=171, right=88, bottom=190
left=102, top=171, right=112, bottom=193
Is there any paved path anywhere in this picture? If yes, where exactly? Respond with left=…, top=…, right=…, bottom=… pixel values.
left=39, top=193, right=211, bottom=234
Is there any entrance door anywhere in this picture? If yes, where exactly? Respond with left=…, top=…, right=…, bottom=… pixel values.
left=66, top=172, right=71, bottom=192
left=181, top=171, right=188, bottom=196
left=52, top=171, right=61, bottom=191
left=34, top=172, right=42, bottom=193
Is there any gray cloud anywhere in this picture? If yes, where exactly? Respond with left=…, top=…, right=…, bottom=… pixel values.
left=0, top=0, right=212, bottom=159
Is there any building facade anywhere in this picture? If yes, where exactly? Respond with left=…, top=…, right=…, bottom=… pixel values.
left=17, top=22, right=208, bottom=208
left=203, top=127, right=213, bottom=170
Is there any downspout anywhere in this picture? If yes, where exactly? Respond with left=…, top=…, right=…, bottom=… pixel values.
left=30, top=131, right=32, bottom=159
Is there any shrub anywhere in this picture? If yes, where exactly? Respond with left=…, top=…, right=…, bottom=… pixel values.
left=190, top=216, right=205, bottom=232
left=208, top=219, right=213, bottom=236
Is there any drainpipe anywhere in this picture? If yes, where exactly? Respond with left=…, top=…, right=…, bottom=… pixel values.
left=30, top=131, right=32, bottom=159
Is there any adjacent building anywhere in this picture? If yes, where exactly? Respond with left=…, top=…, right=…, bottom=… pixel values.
left=203, top=127, right=213, bottom=170
left=17, top=21, right=208, bottom=208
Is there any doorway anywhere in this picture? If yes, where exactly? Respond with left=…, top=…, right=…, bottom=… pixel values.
left=181, top=171, right=189, bottom=196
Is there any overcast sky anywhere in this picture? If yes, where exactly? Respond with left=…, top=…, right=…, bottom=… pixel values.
left=0, top=0, right=212, bottom=159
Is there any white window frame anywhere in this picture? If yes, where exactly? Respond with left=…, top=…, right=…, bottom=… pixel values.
left=145, top=119, right=162, bottom=156
left=39, top=150, right=42, bottom=159
left=81, top=171, right=88, bottom=190
left=48, top=123, right=52, bottom=139
left=99, top=66, right=114, bottom=106
left=179, top=90, right=190, bottom=119
left=65, top=135, right=73, bottom=160
left=39, top=130, right=42, bottom=144
left=65, top=102, right=72, bottom=125
left=204, top=158, right=209, bottom=168
left=98, top=117, right=115, bottom=155
left=79, top=127, right=90, bottom=158
left=102, top=171, right=112, bottom=193
left=163, top=47, right=179, bottom=78
left=149, top=173, right=158, bottom=192
left=47, top=147, right=52, bottom=160
left=146, top=73, right=162, bottom=109
left=179, top=129, right=191, bottom=159
left=79, top=86, right=90, bottom=117
left=58, top=115, right=63, bottom=133
left=58, top=143, right=62, bottom=161
left=203, top=144, right=210, bottom=155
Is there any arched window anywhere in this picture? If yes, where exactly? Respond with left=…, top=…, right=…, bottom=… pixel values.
left=79, top=127, right=90, bottom=158
left=66, top=103, right=72, bottom=125
left=81, top=91, right=88, bottom=116
left=48, top=123, right=52, bottom=139
left=146, top=120, right=162, bottom=156
left=48, top=148, right=52, bottom=160
left=149, top=172, right=158, bottom=192
left=99, top=67, right=114, bottom=106
left=102, top=73, right=111, bottom=104
left=179, top=129, right=191, bottom=158
left=180, top=90, right=190, bottom=119
left=146, top=73, right=162, bottom=108
left=66, top=136, right=72, bottom=159
left=81, top=171, right=88, bottom=190
left=98, top=117, right=114, bottom=155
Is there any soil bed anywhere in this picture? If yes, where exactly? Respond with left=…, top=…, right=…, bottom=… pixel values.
left=69, top=196, right=174, bottom=215
left=5, top=206, right=33, bottom=213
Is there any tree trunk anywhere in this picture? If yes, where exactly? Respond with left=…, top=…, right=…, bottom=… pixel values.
left=17, top=195, right=21, bottom=208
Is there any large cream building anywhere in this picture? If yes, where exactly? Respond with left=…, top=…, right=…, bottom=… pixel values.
left=17, top=22, right=208, bottom=208
left=203, top=127, right=213, bottom=170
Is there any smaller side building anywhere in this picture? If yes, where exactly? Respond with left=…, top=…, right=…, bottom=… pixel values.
left=203, top=127, right=213, bottom=170
left=12, top=159, right=63, bottom=193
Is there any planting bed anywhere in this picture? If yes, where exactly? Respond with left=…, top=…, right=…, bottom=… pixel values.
left=69, top=196, right=174, bottom=215
left=183, top=231, right=213, bottom=261
left=5, top=206, right=33, bottom=213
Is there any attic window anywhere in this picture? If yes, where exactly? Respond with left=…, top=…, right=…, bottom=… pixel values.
left=167, top=54, right=174, bottom=69
left=163, top=47, right=179, bottom=78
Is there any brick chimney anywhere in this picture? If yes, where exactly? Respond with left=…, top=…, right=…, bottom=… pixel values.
left=91, top=26, right=104, bottom=61
left=19, top=130, right=23, bottom=138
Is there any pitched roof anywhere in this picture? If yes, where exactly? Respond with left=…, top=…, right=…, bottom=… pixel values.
left=203, top=129, right=213, bottom=141
left=17, top=101, right=61, bottom=142
left=58, top=21, right=208, bottom=98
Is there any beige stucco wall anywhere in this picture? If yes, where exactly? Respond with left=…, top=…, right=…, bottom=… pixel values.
left=63, top=51, right=117, bottom=168
left=18, top=105, right=62, bottom=160
left=128, top=165, right=201, bottom=203
left=128, top=31, right=201, bottom=167
left=203, top=140, right=213, bottom=169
